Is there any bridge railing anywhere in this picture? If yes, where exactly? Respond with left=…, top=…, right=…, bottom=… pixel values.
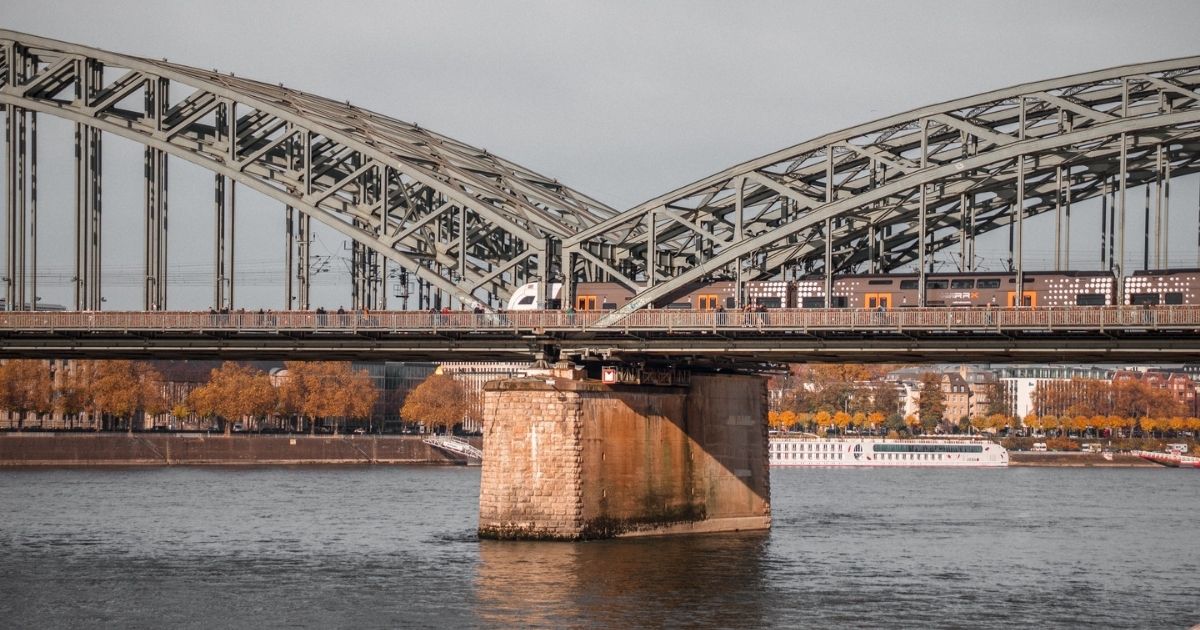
left=0, top=305, right=1197, bottom=333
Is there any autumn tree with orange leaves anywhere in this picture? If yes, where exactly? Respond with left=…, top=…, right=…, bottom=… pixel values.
left=401, top=373, right=467, bottom=435
left=188, top=363, right=278, bottom=434
left=277, top=361, right=378, bottom=434
left=0, top=360, right=54, bottom=429
left=89, top=361, right=167, bottom=431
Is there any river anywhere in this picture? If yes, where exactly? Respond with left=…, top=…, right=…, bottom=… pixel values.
left=1, top=466, right=1196, bottom=628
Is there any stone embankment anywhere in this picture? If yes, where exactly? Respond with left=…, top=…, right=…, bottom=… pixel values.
left=1009, top=451, right=1158, bottom=467
left=0, top=433, right=477, bottom=466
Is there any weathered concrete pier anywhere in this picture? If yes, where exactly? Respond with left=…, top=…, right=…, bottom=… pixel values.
left=478, top=368, right=771, bottom=540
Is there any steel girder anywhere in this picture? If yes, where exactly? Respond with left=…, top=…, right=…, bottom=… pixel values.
left=570, top=57, right=1200, bottom=326
left=0, top=30, right=618, bottom=309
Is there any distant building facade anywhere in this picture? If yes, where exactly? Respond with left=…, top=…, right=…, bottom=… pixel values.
left=436, top=362, right=532, bottom=432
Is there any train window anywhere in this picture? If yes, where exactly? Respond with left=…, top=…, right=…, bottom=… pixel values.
left=830, top=297, right=848, bottom=308
left=1007, top=277, right=1035, bottom=284
left=899, top=280, right=918, bottom=290
left=977, top=279, right=1001, bottom=289
left=802, top=297, right=826, bottom=308
left=602, top=302, right=618, bottom=310
left=1166, top=292, right=1184, bottom=305
left=725, top=297, right=737, bottom=309
left=950, top=279, right=975, bottom=289
left=518, top=296, right=536, bottom=305
left=1076, top=293, right=1106, bottom=306
left=1130, top=293, right=1159, bottom=305
left=867, top=279, right=893, bottom=285
left=756, top=297, right=783, bottom=308
left=926, top=280, right=948, bottom=290
left=577, top=296, right=598, bottom=310
left=697, top=294, right=720, bottom=310
left=666, top=302, right=691, bottom=309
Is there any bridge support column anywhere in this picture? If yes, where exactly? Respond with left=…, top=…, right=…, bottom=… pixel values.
left=478, top=370, right=771, bottom=540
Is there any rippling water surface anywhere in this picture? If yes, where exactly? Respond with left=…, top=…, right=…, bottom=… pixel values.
left=1, top=466, right=1197, bottom=628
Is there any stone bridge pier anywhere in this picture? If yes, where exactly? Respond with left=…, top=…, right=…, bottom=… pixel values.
left=478, top=367, right=771, bottom=540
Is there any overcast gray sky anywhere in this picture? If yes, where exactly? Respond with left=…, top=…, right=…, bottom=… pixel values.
left=4, top=0, right=1200, bottom=309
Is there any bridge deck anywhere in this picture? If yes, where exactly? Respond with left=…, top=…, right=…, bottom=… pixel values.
left=0, top=306, right=1197, bottom=364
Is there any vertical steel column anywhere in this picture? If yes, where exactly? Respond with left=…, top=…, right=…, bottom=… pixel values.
left=1115, top=80, right=1130, bottom=297
left=143, top=149, right=164, bottom=310
left=88, top=61, right=103, bottom=311
left=213, top=173, right=225, bottom=309
left=458, top=203, right=467, bottom=284
left=867, top=223, right=877, bottom=274
left=917, top=121, right=928, bottom=305
left=823, top=217, right=832, bottom=306
left=1100, top=179, right=1108, bottom=270
left=645, top=209, right=657, bottom=288
left=15, top=105, right=26, bottom=310
left=228, top=179, right=235, bottom=311
left=1162, top=151, right=1171, bottom=269
left=4, top=102, right=16, bottom=310
left=1064, top=168, right=1072, bottom=270
left=73, top=121, right=84, bottom=310
left=877, top=164, right=888, bottom=273
left=28, top=112, right=36, bottom=310
left=1143, top=182, right=1151, bottom=271
left=1154, top=145, right=1163, bottom=268
left=300, top=128, right=312, bottom=310
left=824, top=147, right=834, bottom=306
left=285, top=205, right=294, bottom=308
left=143, top=77, right=168, bottom=310
left=1054, top=166, right=1063, bottom=271
left=378, top=257, right=387, bottom=311
left=351, top=238, right=361, bottom=310
left=298, top=212, right=310, bottom=310
left=1014, top=98, right=1026, bottom=297
left=734, top=177, right=744, bottom=305
left=968, top=194, right=976, bottom=272
left=1015, top=154, right=1025, bottom=300
left=1116, top=133, right=1128, bottom=298
left=958, top=193, right=968, bottom=271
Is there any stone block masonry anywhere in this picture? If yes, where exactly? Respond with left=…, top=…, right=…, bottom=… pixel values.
left=478, top=372, right=770, bottom=540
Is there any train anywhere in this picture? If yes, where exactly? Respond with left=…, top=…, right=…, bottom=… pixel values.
left=506, top=269, right=1200, bottom=311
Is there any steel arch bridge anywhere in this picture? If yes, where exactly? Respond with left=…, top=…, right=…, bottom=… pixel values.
left=0, top=30, right=618, bottom=313
left=567, top=56, right=1200, bottom=327
left=3, top=30, right=1200, bottom=333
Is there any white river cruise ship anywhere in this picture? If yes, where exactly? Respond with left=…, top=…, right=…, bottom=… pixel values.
left=770, top=434, right=1009, bottom=467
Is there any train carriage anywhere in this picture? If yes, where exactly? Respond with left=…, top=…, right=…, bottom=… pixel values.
left=1124, top=269, right=1200, bottom=305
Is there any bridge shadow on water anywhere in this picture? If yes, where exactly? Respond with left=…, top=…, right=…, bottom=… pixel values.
left=473, top=532, right=770, bottom=627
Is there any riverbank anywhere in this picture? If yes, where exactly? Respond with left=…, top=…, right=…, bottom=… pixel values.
left=0, top=433, right=478, bottom=466
left=1009, top=451, right=1158, bottom=467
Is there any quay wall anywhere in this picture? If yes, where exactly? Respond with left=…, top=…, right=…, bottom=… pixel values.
left=0, top=434, right=470, bottom=466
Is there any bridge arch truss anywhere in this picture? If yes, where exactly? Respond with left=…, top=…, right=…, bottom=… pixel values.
left=566, top=57, right=1200, bottom=325
left=0, top=30, right=618, bottom=312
